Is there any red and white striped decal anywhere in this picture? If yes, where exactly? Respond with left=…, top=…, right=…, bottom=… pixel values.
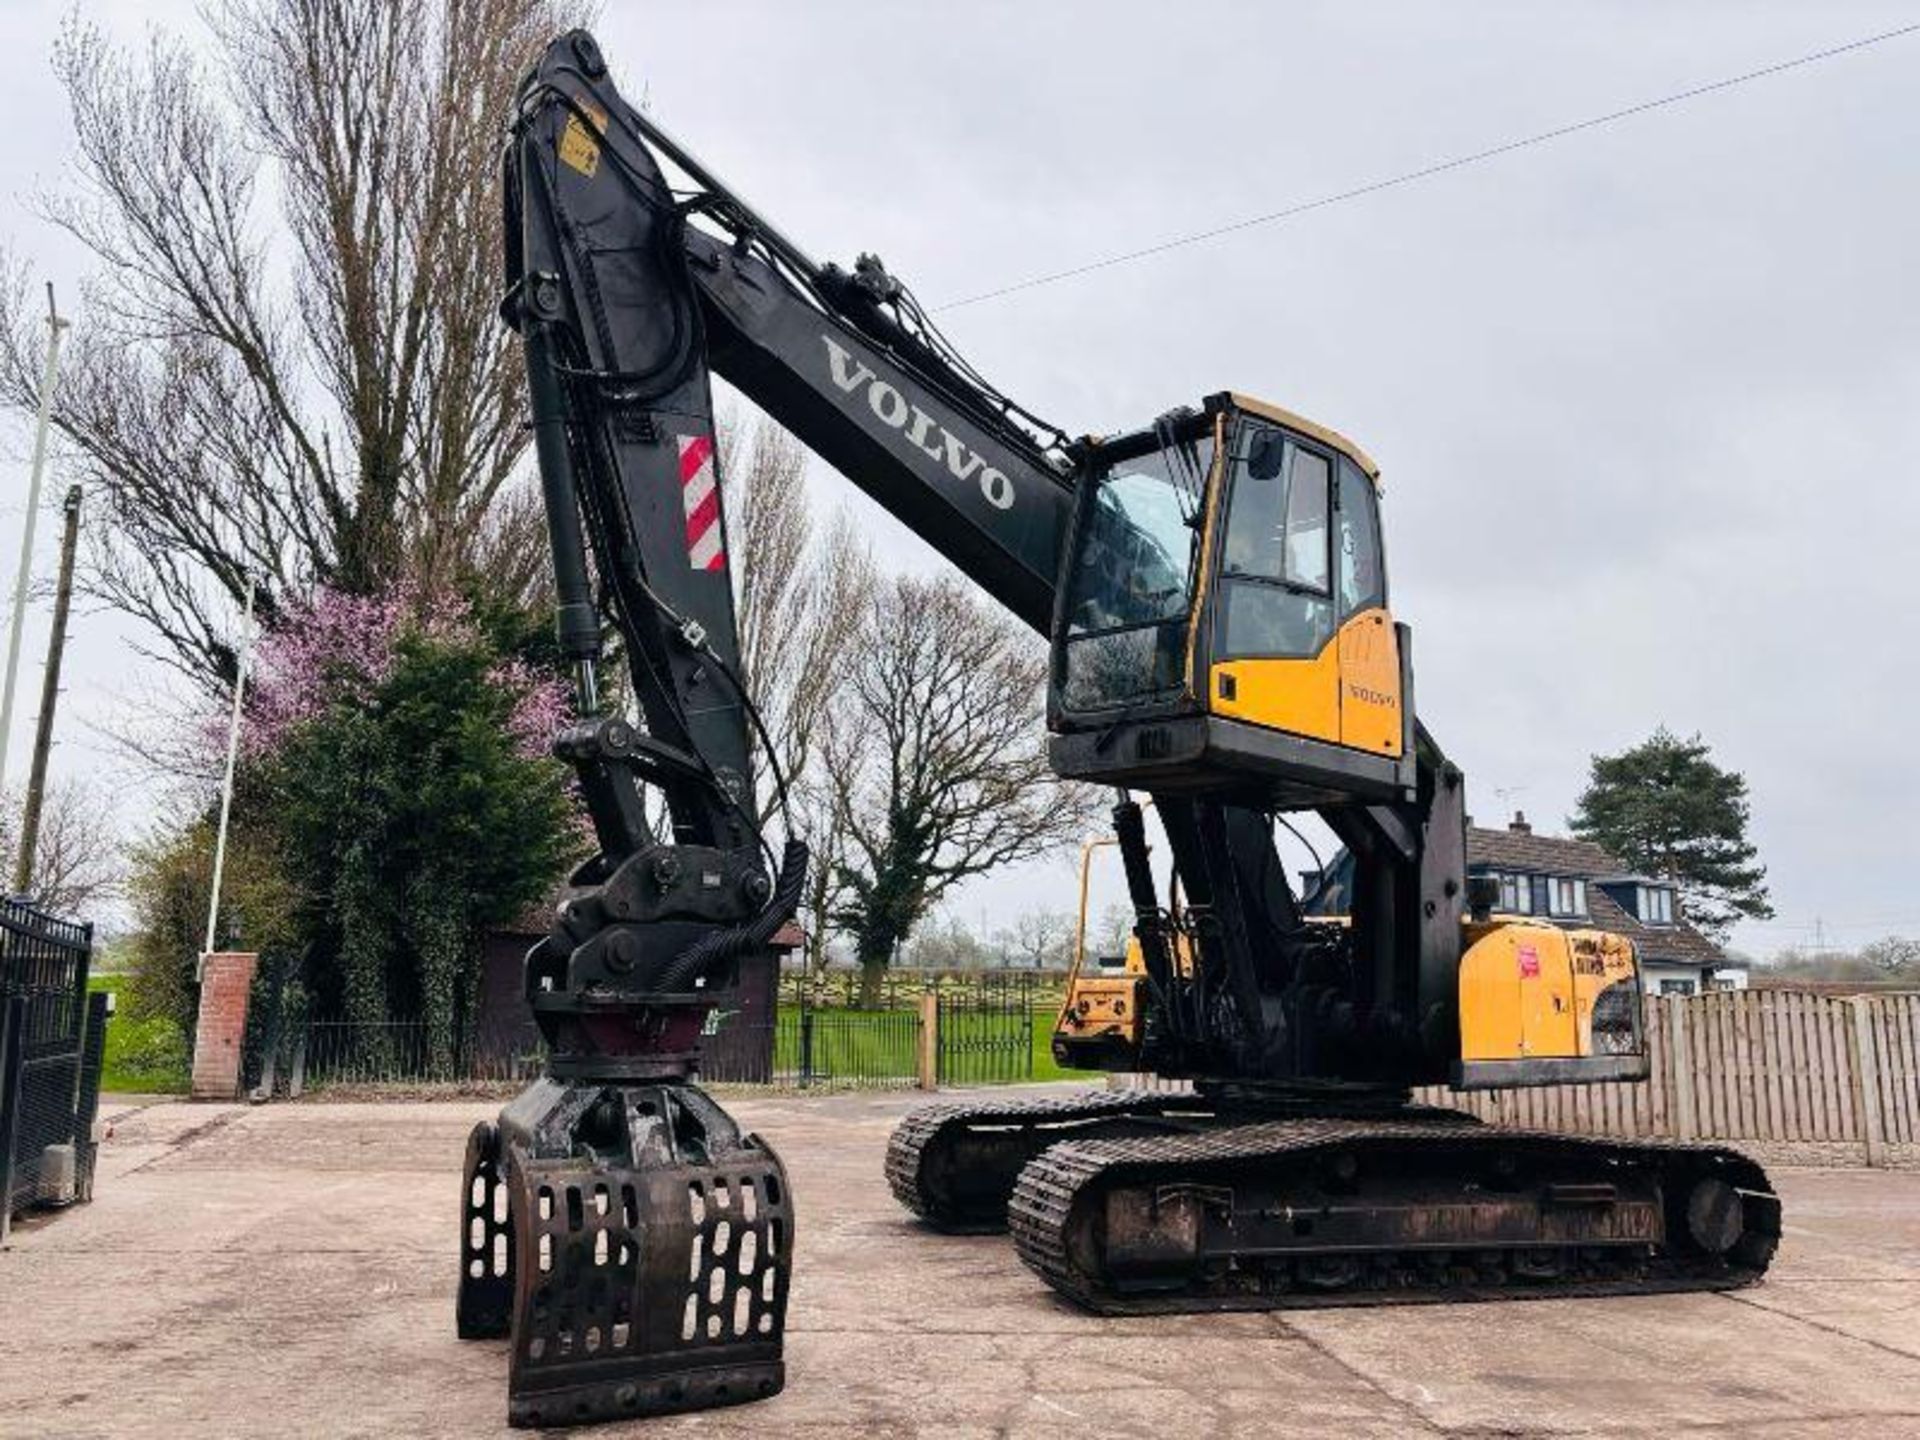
left=677, top=433, right=726, bottom=572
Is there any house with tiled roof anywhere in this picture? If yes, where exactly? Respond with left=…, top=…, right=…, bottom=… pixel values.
left=1301, top=811, right=1744, bottom=995
left=1466, top=812, right=1745, bottom=996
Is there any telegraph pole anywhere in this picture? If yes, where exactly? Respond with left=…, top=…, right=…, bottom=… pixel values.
left=12, top=486, right=81, bottom=895
left=0, top=285, right=69, bottom=800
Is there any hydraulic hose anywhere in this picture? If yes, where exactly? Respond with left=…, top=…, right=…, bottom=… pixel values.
left=652, top=837, right=809, bottom=992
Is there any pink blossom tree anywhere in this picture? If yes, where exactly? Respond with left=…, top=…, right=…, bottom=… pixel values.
left=225, top=578, right=581, bottom=1068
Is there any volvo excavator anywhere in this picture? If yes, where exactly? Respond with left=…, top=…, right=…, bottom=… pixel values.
left=463, top=28, right=1779, bottom=1428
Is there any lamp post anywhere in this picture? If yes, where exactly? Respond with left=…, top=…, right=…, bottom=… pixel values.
left=200, top=573, right=257, bottom=977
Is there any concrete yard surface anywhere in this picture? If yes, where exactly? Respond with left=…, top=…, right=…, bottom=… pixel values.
left=3, top=1086, right=1919, bottom=1438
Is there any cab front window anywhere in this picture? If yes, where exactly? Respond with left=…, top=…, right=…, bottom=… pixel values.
left=1060, top=435, right=1212, bottom=711
left=1064, top=456, right=1196, bottom=635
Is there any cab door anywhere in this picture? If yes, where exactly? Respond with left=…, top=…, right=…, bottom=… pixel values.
left=1205, top=424, right=1343, bottom=742
left=1201, top=418, right=1405, bottom=758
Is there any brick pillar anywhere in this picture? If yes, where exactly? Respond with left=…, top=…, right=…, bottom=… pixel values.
left=191, top=952, right=258, bottom=1101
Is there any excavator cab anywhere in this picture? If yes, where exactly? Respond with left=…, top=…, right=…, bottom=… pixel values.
left=1049, top=394, right=1416, bottom=810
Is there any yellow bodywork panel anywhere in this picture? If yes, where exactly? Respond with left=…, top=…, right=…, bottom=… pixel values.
left=1053, top=931, right=1192, bottom=1067
left=1209, top=636, right=1342, bottom=742
left=1206, top=608, right=1403, bottom=757
left=1337, top=608, right=1403, bottom=756
left=1459, top=921, right=1640, bottom=1062
left=1054, top=973, right=1145, bottom=1048
left=1051, top=940, right=1147, bottom=1069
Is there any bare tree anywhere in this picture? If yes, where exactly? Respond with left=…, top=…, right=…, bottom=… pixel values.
left=998, top=909, right=1074, bottom=970
left=1092, top=900, right=1135, bottom=964
left=2, top=780, right=121, bottom=917
left=794, top=736, right=857, bottom=975
left=720, top=414, right=876, bottom=824
left=828, top=574, right=1099, bottom=1004
left=468, top=475, right=559, bottom=617
left=713, top=410, right=876, bottom=969
left=901, top=912, right=995, bottom=971
left=1862, top=937, right=1919, bottom=975
left=0, top=0, right=587, bottom=693
left=1756, top=940, right=1920, bottom=983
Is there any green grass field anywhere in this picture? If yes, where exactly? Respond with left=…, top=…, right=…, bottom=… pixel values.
left=87, top=975, right=191, bottom=1094
left=769, top=1007, right=918, bottom=1080
left=761, top=1005, right=1098, bottom=1085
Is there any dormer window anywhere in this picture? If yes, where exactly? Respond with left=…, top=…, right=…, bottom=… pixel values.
left=1638, top=885, right=1675, bottom=925
left=1549, top=877, right=1587, bottom=917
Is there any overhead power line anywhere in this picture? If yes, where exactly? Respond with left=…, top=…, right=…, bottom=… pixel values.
left=935, top=21, right=1920, bottom=312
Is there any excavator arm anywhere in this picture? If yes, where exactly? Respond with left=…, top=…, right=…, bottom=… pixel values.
left=502, top=31, right=1458, bottom=1091
left=495, top=26, right=1099, bottom=1040
left=498, top=31, right=1090, bottom=1004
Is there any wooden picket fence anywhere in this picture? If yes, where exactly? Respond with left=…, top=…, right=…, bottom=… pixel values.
left=1113, top=991, right=1920, bottom=1168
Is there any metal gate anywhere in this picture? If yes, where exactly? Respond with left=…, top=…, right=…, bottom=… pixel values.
left=773, top=997, right=920, bottom=1087
left=0, top=897, right=106, bottom=1231
left=937, top=973, right=1037, bottom=1086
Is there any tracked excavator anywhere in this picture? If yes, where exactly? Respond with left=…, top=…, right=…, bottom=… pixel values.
left=465, top=27, right=1779, bottom=1429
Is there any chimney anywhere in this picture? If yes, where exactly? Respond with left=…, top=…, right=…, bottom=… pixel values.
left=1509, top=810, right=1531, bottom=835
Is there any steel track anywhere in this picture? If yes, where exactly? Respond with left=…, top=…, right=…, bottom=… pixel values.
left=1007, top=1117, right=1780, bottom=1314
left=885, top=1090, right=1196, bottom=1232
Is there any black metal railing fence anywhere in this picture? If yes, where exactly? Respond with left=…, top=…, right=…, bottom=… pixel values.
left=779, top=966, right=1065, bottom=1013
left=290, top=971, right=1045, bottom=1092
left=295, top=1019, right=550, bottom=1089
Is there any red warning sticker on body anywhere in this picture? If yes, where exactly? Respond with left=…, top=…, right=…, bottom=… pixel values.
left=1517, top=945, right=1540, bottom=979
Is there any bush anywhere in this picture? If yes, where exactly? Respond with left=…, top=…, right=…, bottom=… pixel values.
left=123, top=582, right=582, bottom=1070
left=123, top=818, right=297, bottom=1035
left=90, top=978, right=191, bottom=1093
left=267, top=626, right=578, bottom=1066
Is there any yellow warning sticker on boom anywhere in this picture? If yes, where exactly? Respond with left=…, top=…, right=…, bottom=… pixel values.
left=559, top=99, right=608, bottom=178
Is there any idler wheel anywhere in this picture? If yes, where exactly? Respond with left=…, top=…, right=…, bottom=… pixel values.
left=1685, top=1176, right=1745, bottom=1255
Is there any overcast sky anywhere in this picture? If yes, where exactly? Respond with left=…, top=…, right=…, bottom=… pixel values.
left=1, top=2, right=1916, bottom=955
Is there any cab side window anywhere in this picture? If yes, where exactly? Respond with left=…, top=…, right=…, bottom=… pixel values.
left=1336, top=459, right=1385, bottom=618
left=1223, top=435, right=1330, bottom=593
left=1282, top=451, right=1331, bottom=591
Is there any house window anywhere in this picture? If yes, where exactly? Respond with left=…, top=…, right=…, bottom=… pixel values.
left=1549, top=878, right=1587, bottom=917
left=1639, top=886, right=1675, bottom=925
left=1659, top=978, right=1696, bottom=996
left=1497, top=872, right=1531, bottom=914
